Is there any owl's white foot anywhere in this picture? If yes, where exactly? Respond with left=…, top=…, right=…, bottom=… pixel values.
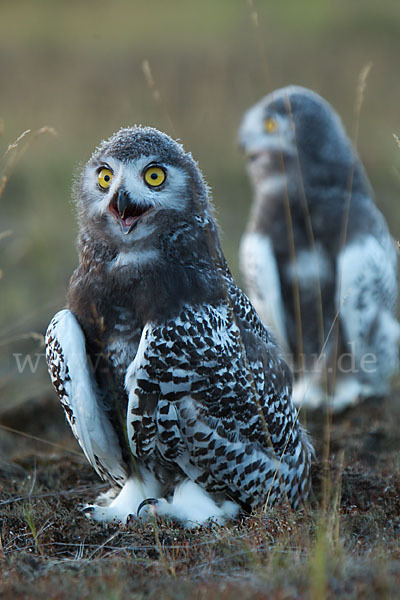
left=293, top=374, right=384, bottom=412
left=84, top=475, right=161, bottom=523
left=137, top=480, right=239, bottom=528
left=327, top=377, right=362, bottom=412
left=329, top=377, right=382, bottom=412
left=292, top=376, right=325, bottom=409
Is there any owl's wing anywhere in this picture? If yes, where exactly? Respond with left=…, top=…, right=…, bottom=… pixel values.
left=125, top=299, right=311, bottom=508
left=239, top=231, right=288, bottom=351
left=125, top=318, right=201, bottom=463
left=338, top=233, right=400, bottom=385
left=45, top=309, right=127, bottom=486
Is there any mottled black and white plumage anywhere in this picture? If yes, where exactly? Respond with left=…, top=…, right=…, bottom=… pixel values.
left=239, top=86, right=400, bottom=411
left=46, top=126, right=313, bottom=526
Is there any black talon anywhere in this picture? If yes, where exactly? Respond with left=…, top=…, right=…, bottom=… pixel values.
left=82, top=506, right=95, bottom=514
left=137, top=498, right=159, bottom=517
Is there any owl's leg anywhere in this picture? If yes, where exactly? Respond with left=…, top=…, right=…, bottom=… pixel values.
left=137, top=480, right=239, bottom=529
left=332, top=239, right=400, bottom=410
left=84, top=470, right=162, bottom=523
left=329, top=311, right=400, bottom=411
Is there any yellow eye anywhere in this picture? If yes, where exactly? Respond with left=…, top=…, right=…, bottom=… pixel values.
left=98, top=168, right=113, bottom=189
left=264, top=117, right=278, bottom=134
left=144, top=165, right=166, bottom=188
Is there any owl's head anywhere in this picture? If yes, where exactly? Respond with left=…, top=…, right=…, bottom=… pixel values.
left=76, top=127, right=216, bottom=255
left=73, top=127, right=225, bottom=315
left=239, top=86, right=354, bottom=187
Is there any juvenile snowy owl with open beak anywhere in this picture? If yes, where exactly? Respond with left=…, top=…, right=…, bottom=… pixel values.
left=45, top=126, right=313, bottom=527
left=239, top=86, right=399, bottom=411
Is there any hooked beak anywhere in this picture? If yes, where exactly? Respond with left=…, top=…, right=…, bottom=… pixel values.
left=108, top=189, right=153, bottom=235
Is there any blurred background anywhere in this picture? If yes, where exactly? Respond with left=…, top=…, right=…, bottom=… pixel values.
left=1, top=0, right=399, bottom=450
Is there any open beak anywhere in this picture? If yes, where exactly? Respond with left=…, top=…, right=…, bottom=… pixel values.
left=108, top=189, right=153, bottom=235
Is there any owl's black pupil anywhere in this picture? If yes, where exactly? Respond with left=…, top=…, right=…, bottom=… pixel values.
left=151, top=173, right=158, bottom=180
left=104, top=175, right=110, bottom=181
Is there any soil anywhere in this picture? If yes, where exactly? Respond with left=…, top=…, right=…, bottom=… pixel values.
left=0, top=391, right=399, bottom=599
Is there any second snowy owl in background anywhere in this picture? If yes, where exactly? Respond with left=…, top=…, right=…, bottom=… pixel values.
left=239, top=85, right=399, bottom=411
left=45, top=126, right=313, bottom=527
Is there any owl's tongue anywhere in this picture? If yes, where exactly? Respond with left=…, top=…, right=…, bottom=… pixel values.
left=108, top=189, right=152, bottom=234
left=123, top=215, right=136, bottom=226
left=120, top=204, right=146, bottom=224
left=116, top=204, right=146, bottom=233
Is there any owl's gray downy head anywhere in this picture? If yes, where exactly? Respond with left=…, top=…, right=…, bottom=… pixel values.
left=71, top=126, right=226, bottom=321
left=75, top=126, right=218, bottom=260
left=239, top=85, right=370, bottom=197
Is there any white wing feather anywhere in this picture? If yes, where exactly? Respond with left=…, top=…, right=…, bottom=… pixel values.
left=45, top=309, right=127, bottom=485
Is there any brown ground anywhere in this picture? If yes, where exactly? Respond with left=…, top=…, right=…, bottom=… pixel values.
left=0, top=391, right=399, bottom=599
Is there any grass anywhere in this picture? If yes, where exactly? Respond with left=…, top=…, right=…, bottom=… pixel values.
left=0, top=391, right=399, bottom=598
left=1, top=1, right=400, bottom=597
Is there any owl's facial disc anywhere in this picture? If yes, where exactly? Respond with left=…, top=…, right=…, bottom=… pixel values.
left=108, top=188, right=154, bottom=235
left=239, top=101, right=297, bottom=164
left=83, top=154, right=189, bottom=243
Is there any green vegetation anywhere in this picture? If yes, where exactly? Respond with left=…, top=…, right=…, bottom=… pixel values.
left=1, top=1, right=399, bottom=597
